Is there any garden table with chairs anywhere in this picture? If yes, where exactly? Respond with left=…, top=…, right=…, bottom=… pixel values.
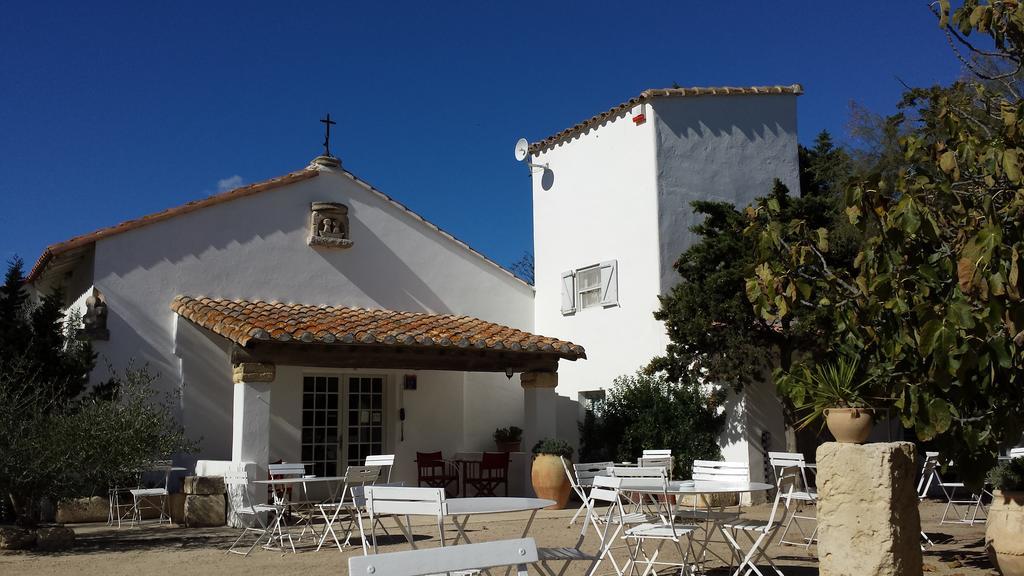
left=618, top=478, right=776, bottom=574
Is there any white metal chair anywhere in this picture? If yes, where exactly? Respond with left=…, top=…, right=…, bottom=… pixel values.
left=362, top=486, right=447, bottom=554
left=365, top=454, right=396, bottom=482
left=224, top=470, right=289, bottom=556
left=917, top=458, right=938, bottom=548
left=620, top=467, right=698, bottom=576
left=348, top=537, right=538, bottom=576
left=107, top=483, right=137, bottom=528
left=537, top=475, right=628, bottom=576
left=317, top=465, right=381, bottom=552
left=608, top=466, right=672, bottom=519
left=720, top=474, right=796, bottom=576
left=923, top=451, right=990, bottom=525
left=768, top=451, right=817, bottom=548
left=640, top=450, right=674, bottom=479
left=129, top=461, right=173, bottom=526
left=563, top=459, right=614, bottom=526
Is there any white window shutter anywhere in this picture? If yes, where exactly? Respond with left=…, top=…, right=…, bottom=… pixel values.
left=560, top=270, right=576, bottom=315
left=599, top=260, right=618, bottom=307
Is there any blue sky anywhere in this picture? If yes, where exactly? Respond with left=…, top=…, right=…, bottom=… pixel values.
left=0, top=2, right=963, bottom=272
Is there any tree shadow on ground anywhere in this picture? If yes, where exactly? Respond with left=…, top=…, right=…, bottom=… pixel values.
left=7, top=523, right=448, bottom=557
left=925, top=537, right=993, bottom=571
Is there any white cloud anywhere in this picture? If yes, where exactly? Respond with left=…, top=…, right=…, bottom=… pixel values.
left=216, top=174, right=244, bottom=192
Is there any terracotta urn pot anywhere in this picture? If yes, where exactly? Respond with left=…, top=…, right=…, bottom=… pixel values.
left=987, top=490, right=1024, bottom=576
left=824, top=407, right=874, bottom=443
left=531, top=454, right=571, bottom=509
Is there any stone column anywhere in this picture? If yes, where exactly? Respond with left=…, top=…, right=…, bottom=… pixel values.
left=231, top=362, right=275, bottom=480
left=521, top=371, right=558, bottom=454
left=816, top=441, right=923, bottom=576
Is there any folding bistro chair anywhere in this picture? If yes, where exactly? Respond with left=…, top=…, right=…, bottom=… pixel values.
left=620, top=468, right=699, bottom=576
left=362, top=486, right=448, bottom=554
left=768, top=451, right=818, bottom=548
left=923, top=451, right=991, bottom=525
left=415, top=451, right=460, bottom=497
left=224, top=470, right=289, bottom=556
left=563, top=459, right=614, bottom=526
left=720, top=474, right=796, bottom=576
left=537, top=475, right=629, bottom=576
left=108, top=483, right=137, bottom=528
left=917, top=458, right=938, bottom=548
left=348, top=537, right=539, bottom=576
left=365, top=454, right=396, bottom=482
left=640, top=450, right=674, bottom=479
left=608, top=466, right=671, bottom=517
left=317, top=465, right=381, bottom=552
left=129, top=460, right=173, bottom=526
left=464, top=452, right=510, bottom=497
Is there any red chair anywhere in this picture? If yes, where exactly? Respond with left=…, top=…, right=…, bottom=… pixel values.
left=464, top=452, right=510, bottom=497
left=416, top=451, right=460, bottom=497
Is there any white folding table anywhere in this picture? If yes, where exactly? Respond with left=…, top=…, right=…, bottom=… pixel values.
left=252, top=475, right=348, bottom=550
left=623, top=480, right=774, bottom=574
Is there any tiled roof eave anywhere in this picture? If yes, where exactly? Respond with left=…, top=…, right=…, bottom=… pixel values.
left=170, top=296, right=586, bottom=362
left=528, top=84, right=804, bottom=155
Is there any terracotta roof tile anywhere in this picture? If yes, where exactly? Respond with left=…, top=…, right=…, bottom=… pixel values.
left=171, top=296, right=586, bottom=360
left=529, top=84, right=804, bottom=155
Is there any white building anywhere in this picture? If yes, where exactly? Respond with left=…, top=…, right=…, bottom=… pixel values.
left=27, top=84, right=802, bottom=491
left=529, top=85, right=803, bottom=485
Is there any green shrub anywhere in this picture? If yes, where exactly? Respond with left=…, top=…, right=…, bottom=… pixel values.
left=532, top=438, right=573, bottom=459
left=987, top=458, right=1024, bottom=492
left=579, top=370, right=725, bottom=478
left=494, top=426, right=523, bottom=443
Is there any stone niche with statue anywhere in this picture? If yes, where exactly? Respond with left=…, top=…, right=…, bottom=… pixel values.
left=308, top=201, right=353, bottom=249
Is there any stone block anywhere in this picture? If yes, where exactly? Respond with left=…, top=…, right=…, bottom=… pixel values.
left=56, top=496, right=109, bottom=524
left=233, top=362, right=275, bottom=383
left=0, top=526, right=36, bottom=550
left=183, top=475, right=225, bottom=495
left=35, top=526, right=75, bottom=551
left=169, top=493, right=186, bottom=524
left=184, top=494, right=225, bottom=528
left=817, top=441, right=922, bottom=576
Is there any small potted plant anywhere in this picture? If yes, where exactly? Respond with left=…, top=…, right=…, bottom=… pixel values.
left=986, top=456, right=1024, bottom=576
left=779, top=357, right=875, bottom=443
left=531, top=438, right=573, bottom=509
left=493, top=426, right=523, bottom=453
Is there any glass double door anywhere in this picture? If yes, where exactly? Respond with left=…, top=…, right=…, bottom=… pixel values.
left=301, top=375, right=384, bottom=477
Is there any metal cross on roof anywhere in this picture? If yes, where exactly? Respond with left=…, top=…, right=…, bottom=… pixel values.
left=320, top=113, right=337, bottom=157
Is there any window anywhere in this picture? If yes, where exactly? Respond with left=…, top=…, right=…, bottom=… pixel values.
left=346, top=376, right=384, bottom=467
left=579, top=389, right=606, bottom=412
left=302, top=376, right=339, bottom=477
left=302, top=375, right=386, bottom=475
left=561, top=260, right=618, bottom=315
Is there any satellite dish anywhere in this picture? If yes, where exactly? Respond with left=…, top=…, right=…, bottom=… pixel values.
left=514, top=138, right=530, bottom=162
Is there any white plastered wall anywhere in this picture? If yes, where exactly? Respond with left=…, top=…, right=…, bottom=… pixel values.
left=79, top=165, right=534, bottom=469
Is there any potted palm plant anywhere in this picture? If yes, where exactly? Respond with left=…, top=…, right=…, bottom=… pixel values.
left=986, top=456, right=1024, bottom=576
left=530, top=438, right=573, bottom=509
left=493, top=426, right=523, bottom=453
left=779, top=357, right=875, bottom=443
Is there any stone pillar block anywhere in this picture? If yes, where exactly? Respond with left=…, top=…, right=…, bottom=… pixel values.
left=817, top=441, right=922, bottom=576
left=184, top=494, right=226, bottom=528
left=56, top=496, right=109, bottom=524
left=183, top=475, right=225, bottom=495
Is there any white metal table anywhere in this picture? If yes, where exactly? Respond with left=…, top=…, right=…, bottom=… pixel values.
left=624, top=480, right=774, bottom=574
left=252, top=475, right=349, bottom=550
left=445, top=497, right=555, bottom=545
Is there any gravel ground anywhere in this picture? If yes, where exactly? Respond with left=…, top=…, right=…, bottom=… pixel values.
left=0, top=500, right=996, bottom=576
